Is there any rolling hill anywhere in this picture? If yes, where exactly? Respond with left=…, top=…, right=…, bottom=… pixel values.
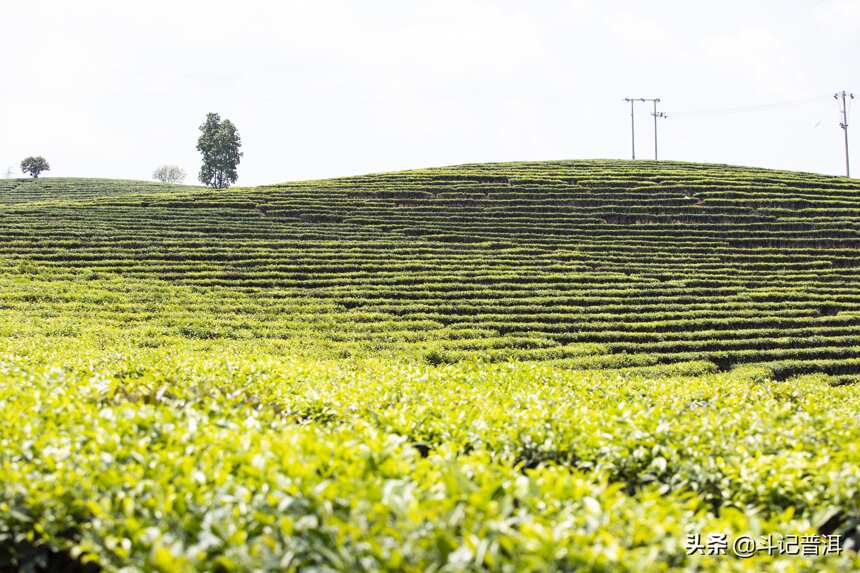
left=1, top=161, right=860, bottom=571
left=2, top=160, right=860, bottom=378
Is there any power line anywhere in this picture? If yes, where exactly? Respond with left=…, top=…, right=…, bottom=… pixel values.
left=835, top=90, right=855, bottom=177
left=666, top=94, right=832, bottom=117
left=622, top=92, right=855, bottom=171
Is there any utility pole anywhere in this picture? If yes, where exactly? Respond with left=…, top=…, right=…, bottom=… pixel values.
left=625, top=97, right=667, bottom=161
left=642, top=98, right=667, bottom=160
left=835, top=91, right=855, bottom=177
left=624, top=98, right=640, bottom=159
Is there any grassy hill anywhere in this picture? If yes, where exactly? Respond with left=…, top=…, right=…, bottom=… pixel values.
left=3, top=160, right=860, bottom=377
left=1, top=161, right=860, bottom=571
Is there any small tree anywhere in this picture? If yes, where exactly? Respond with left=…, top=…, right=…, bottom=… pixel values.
left=4, top=167, right=15, bottom=179
left=197, top=113, right=242, bottom=189
left=20, top=157, right=49, bottom=178
left=153, top=165, right=186, bottom=184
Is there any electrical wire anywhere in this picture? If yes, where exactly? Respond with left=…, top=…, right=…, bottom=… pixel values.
left=665, top=94, right=833, bottom=117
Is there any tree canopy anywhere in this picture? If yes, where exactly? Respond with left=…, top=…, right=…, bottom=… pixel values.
left=21, top=156, right=50, bottom=178
left=196, top=113, right=242, bottom=189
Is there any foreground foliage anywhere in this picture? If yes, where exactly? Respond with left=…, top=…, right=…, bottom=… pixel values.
left=1, top=344, right=860, bottom=572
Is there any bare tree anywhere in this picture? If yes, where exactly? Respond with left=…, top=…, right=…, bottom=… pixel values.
left=4, top=166, right=15, bottom=179
left=153, top=165, right=186, bottom=184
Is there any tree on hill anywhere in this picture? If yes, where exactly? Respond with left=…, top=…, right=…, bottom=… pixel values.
left=153, top=165, right=186, bottom=184
left=20, top=156, right=50, bottom=178
left=196, top=113, right=242, bottom=189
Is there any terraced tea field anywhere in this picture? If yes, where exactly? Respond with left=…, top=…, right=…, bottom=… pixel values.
left=1, top=160, right=860, bottom=571
left=4, top=160, right=860, bottom=378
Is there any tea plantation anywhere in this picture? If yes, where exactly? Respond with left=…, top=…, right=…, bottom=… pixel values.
left=1, top=160, right=860, bottom=571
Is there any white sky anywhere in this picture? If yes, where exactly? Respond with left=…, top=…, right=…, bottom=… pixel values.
left=2, top=0, right=858, bottom=185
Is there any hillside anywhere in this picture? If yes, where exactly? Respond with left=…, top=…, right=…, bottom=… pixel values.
left=2, top=161, right=860, bottom=571
left=3, top=160, right=860, bottom=378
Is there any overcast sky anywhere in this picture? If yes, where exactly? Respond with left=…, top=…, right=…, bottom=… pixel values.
left=2, top=0, right=858, bottom=185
